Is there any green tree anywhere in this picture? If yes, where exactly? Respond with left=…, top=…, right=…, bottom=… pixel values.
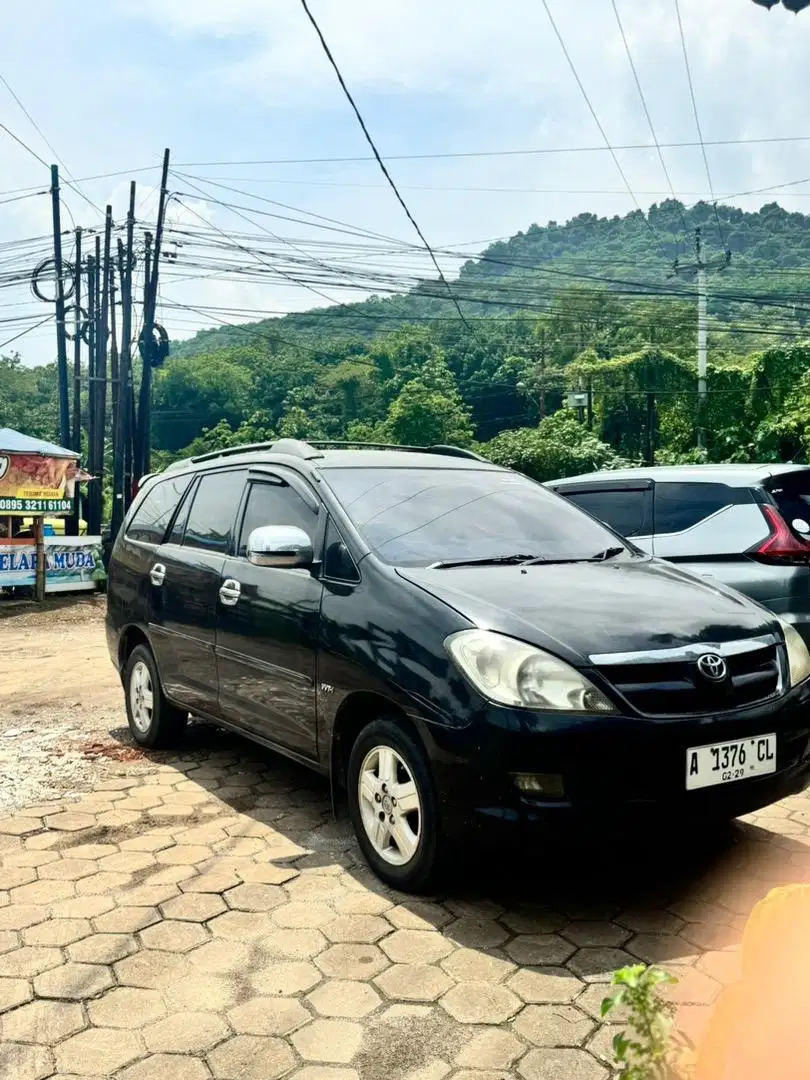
left=152, top=354, right=254, bottom=451
left=483, top=410, right=626, bottom=482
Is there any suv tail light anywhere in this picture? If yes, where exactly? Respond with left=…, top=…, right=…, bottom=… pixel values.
left=750, top=504, right=810, bottom=565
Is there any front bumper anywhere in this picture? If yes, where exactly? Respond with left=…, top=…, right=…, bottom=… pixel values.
left=423, top=679, right=810, bottom=838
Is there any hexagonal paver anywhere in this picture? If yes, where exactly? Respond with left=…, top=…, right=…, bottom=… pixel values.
left=562, top=922, right=632, bottom=948
left=118, top=1054, right=212, bottom=1080
left=0, top=817, right=42, bottom=837
left=39, top=858, right=97, bottom=882
left=222, top=883, right=284, bottom=913
left=0, top=946, right=63, bottom=978
left=189, top=938, right=253, bottom=975
left=43, top=811, right=96, bottom=832
left=1, top=999, right=85, bottom=1042
left=567, top=948, right=636, bottom=983
left=250, top=960, right=322, bottom=996
left=94, top=906, right=160, bottom=934
left=0, top=905, right=48, bottom=931
left=273, top=902, right=335, bottom=929
left=0, top=1042, right=53, bottom=1080
left=0, top=977, right=33, bottom=1012
left=156, top=844, right=213, bottom=866
left=115, top=949, right=191, bottom=989
left=167, top=973, right=243, bottom=1012
left=50, top=895, right=115, bottom=921
left=308, top=979, right=382, bottom=1018
left=209, top=911, right=271, bottom=941
left=501, top=909, right=567, bottom=935
left=288, top=1069, right=359, bottom=1080
left=445, top=919, right=509, bottom=950
left=144, top=1010, right=230, bottom=1053
left=11, top=879, right=76, bottom=905
left=321, top=915, right=390, bottom=945
left=576, top=983, right=630, bottom=1022
left=316, top=944, right=389, bottom=981
left=615, top=909, right=685, bottom=935
left=380, top=929, right=454, bottom=965
left=513, top=1004, right=595, bottom=1047
left=89, top=986, right=168, bottom=1027
left=440, top=983, right=521, bottom=1025
left=261, top=928, right=328, bottom=960
left=292, top=1018, right=363, bottom=1064
left=140, top=920, right=210, bottom=952
left=56, top=1028, right=142, bottom=1074
left=23, top=919, right=92, bottom=947
left=507, top=967, right=586, bottom=1004
left=208, top=1034, right=296, bottom=1080
left=68, top=933, right=138, bottom=964
left=659, top=965, right=721, bottom=1006
left=374, top=964, right=453, bottom=1003
left=34, top=961, right=114, bottom=1000
left=228, top=996, right=311, bottom=1036
left=627, top=934, right=698, bottom=965
left=441, top=949, right=516, bottom=984
left=456, top=1028, right=525, bottom=1070
left=505, top=935, right=576, bottom=967
left=518, top=1048, right=608, bottom=1080
left=0, top=932, right=18, bottom=955
left=0, top=867, right=36, bottom=889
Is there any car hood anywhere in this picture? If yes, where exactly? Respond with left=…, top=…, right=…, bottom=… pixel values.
left=396, top=557, right=777, bottom=665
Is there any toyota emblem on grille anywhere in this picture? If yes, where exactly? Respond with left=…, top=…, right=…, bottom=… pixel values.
left=696, top=653, right=728, bottom=682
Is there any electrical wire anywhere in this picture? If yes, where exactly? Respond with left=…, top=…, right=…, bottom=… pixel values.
left=610, top=0, right=691, bottom=244
left=674, top=0, right=728, bottom=254
left=0, top=312, right=53, bottom=351
left=298, top=0, right=470, bottom=330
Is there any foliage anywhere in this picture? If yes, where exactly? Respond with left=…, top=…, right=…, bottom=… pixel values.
left=482, top=410, right=627, bottom=481
left=602, top=964, right=692, bottom=1079
left=0, top=354, right=59, bottom=442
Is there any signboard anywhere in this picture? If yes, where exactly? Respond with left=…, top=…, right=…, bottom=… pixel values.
left=0, top=537, right=105, bottom=593
left=0, top=453, right=77, bottom=515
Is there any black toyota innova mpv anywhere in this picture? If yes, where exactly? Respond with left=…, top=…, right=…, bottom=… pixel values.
left=107, top=440, right=810, bottom=890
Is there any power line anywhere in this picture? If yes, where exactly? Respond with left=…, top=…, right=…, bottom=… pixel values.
left=674, top=0, right=728, bottom=253
left=0, top=312, right=53, bottom=351
left=541, top=0, right=660, bottom=244
left=298, top=0, right=470, bottom=330
left=610, top=0, right=691, bottom=244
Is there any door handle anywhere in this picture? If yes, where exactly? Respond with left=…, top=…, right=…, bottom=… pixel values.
left=219, top=578, right=241, bottom=607
left=150, top=563, right=166, bottom=587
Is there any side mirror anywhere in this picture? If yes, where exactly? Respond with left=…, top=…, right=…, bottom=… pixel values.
left=247, top=525, right=314, bottom=569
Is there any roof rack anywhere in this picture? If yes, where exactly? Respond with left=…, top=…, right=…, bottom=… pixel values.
left=307, top=441, right=486, bottom=461
left=161, top=438, right=485, bottom=472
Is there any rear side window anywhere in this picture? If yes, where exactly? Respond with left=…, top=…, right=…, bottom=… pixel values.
left=564, top=489, right=648, bottom=537
left=654, top=482, right=748, bottom=534
left=126, top=475, right=192, bottom=545
left=770, top=474, right=810, bottom=534
left=237, top=481, right=317, bottom=557
left=184, top=470, right=247, bottom=554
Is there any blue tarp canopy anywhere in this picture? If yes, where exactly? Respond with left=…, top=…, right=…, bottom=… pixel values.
left=0, top=428, right=78, bottom=458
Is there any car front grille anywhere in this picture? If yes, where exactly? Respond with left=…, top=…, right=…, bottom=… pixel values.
left=592, top=636, right=783, bottom=717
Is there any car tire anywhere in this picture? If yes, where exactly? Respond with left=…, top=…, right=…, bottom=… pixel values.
left=347, top=717, right=441, bottom=892
left=124, top=644, right=188, bottom=749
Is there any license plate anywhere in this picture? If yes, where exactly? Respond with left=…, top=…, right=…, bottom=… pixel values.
left=685, top=734, right=777, bottom=791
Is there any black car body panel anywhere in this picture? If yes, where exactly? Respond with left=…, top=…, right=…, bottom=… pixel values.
left=107, top=442, right=810, bottom=851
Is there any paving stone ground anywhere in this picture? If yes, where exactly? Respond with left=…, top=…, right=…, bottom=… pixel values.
left=2, top=600, right=810, bottom=1078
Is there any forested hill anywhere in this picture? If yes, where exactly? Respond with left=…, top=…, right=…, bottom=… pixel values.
left=172, top=198, right=810, bottom=357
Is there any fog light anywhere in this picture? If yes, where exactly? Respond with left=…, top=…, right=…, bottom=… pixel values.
left=512, top=773, right=565, bottom=798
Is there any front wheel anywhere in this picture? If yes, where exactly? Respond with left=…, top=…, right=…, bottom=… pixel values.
left=347, top=718, right=441, bottom=892
left=125, top=644, right=188, bottom=749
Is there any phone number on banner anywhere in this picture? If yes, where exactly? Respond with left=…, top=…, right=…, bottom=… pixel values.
left=0, top=498, right=73, bottom=513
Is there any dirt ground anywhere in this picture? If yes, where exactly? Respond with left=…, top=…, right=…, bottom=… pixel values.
left=0, top=598, right=154, bottom=812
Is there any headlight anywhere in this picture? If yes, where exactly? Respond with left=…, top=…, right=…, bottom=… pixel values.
left=778, top=619, right=810, bottom=686
left=445, top=629, right=616, bottom=713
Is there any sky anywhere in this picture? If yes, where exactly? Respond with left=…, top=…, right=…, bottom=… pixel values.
left=1, top=0, right=810, bottom=365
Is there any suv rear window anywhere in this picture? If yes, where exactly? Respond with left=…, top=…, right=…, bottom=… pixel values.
left=321, top=467, right=621, bottom=567
left=126, top=474, right=192, bottom=545
left=769, top=473, right=810, bottom=534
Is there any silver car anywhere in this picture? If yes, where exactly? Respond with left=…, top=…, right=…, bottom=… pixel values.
left=547, top=464, right=810, bottom=646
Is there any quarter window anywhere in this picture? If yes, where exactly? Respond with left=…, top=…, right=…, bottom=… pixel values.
left=126, top=475, right=192, bottom=545
left=654, top=483, right=745, bottom=535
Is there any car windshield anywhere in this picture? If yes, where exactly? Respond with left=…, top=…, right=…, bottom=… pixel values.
left=321, top=466, right=625, bottom=568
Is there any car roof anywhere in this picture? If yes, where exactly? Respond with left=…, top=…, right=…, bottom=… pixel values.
left=161, top=440, right=504, bottom=479
left=546, top=463, right=810, bottom=489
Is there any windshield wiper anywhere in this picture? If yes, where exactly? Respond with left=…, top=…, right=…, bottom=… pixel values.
left=429, top=553, right=540, bottom=569
left=521, top=546, right=626, bottom=566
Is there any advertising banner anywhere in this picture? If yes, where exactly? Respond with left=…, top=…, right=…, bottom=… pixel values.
left=0, top=537, right=105, bottom=592
left=0, top=453, right=77, bottom=514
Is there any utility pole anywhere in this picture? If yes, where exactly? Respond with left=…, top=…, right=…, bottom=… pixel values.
left=136, top=148, right=171, bottom=481
left=50, top=166, right=70, bottom=448
left=85, top=253, right=96, bottom=535
left=95, top=206, right=113, bottom=534
left=673, top=226, right=730, bottom=452
left=67, top=228, right=82, bottom=537
left=135, top=231, right=153, bottom=482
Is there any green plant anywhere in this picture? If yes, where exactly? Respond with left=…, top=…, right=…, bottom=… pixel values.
left=601, top=964, right=693, bottom=1079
